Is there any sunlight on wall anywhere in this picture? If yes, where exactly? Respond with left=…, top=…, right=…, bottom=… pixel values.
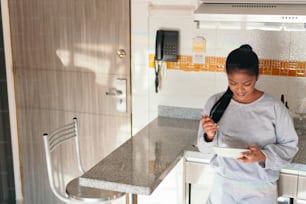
left=56, top=48, right=111, bottom=85
left=56, top=50, right=71, bottom=66
left=73, top=53, right=110, bottom=75
left=74, top=44, right=113, bottom=54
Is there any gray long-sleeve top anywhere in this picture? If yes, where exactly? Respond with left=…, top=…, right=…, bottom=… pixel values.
left=197, top=92, right=299, bottom=183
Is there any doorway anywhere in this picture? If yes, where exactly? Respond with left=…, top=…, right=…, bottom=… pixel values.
left=8, top=0, right=131, bottom=203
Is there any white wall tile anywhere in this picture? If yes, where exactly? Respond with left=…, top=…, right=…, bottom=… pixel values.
left=132, top=0, right=306, bottom=132
left=289, top=32, right=306, bottom=61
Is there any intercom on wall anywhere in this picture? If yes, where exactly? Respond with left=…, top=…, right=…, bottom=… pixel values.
left=154, top=30, right=179, bottom=93
left=155, top=30, right=179, bottom=62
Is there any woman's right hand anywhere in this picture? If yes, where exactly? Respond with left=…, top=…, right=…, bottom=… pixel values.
left=201, top=114, right=218, bottom=141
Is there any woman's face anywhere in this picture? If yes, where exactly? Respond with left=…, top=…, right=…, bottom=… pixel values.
left=227, top=70, right=258, bottom=103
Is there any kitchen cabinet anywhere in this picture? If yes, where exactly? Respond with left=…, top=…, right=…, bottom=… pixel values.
left=184, top=155, right=214, bottom=204
left=277, top=170, right=306, bottom=204
left=278, top=171, right=299, bottom=198
left=297, top=172, right=306, bottom=201
left=185, top=161, right=214, bottom=184
left=184, top=154, right=304, bottom=204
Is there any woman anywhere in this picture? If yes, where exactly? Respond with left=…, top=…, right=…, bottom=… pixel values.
left=197, top=44, right=298, bottom=204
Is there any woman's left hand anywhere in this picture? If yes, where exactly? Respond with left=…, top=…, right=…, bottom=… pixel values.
left=237, top=146, right=266, bottom=163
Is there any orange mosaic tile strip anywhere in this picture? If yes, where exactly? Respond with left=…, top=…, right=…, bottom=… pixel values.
left=149, top=54, right=306, bottom=77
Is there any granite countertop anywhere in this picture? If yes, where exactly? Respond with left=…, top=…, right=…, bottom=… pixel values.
left=79, top=106, right=306, bottom=195
left=79, top=115, right=199, bottom=195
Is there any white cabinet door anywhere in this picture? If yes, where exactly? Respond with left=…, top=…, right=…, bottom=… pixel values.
left=297, top=175, right=306, bottom=200
left=185, top=161, right=214, bottom=184
left=185, top=161, right=214, bottom=204
left=278, top=173, right=298, bottom=198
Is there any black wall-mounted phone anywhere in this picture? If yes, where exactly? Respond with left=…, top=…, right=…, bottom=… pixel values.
left=155, top=30, right=179, bottom=62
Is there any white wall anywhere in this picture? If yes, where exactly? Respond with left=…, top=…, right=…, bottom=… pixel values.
left=132, top=0, right=306, bottom=135
left=131, top=0, right=199, bottom=135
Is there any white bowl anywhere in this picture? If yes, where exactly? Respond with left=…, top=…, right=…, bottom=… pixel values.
left=213, top=147, right=250, bottom=159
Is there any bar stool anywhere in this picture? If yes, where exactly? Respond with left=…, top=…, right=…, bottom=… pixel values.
left=43, top=117, right=126, bottom=203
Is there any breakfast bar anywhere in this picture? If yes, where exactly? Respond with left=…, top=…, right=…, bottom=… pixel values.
left=79, top=111, right=200, bottom=198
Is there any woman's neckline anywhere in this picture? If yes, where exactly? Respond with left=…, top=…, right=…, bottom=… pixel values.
left=231, top=90, right=265, bottom=105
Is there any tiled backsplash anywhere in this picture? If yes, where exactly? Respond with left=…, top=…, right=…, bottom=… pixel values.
left=149, top=54, right=306, bottom=78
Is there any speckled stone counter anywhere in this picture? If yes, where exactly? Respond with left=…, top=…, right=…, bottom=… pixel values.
left=79, top=105, right=306, bottom=195
left=79, top=116, right=199, bottom=195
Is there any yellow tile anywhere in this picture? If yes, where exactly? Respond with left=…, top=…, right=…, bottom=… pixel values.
left=148, top=53, right=306, bottom=78
left=272, top=68, right=279, bottom=76
left=288, top=69, right=297, bottom=77
left=279, top=68, right=288, bottom=76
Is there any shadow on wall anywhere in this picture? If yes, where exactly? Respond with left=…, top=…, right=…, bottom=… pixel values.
left=256, top=75, right=306, bottom=112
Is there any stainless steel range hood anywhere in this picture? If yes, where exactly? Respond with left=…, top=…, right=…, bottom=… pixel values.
left=194, top=1, right=306, bottom=23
